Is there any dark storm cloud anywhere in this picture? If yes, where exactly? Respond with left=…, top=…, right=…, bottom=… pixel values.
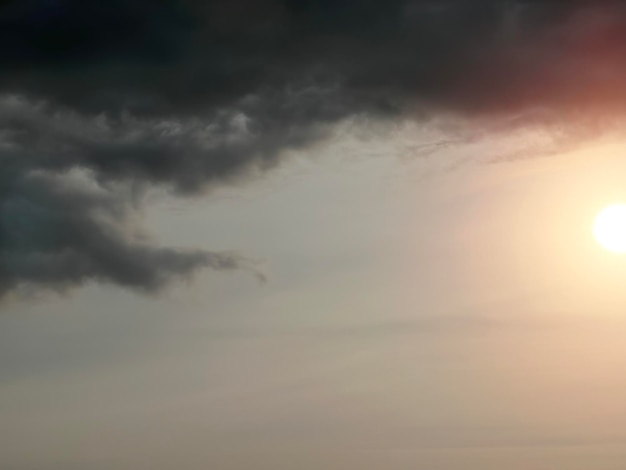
left=1, top=0, right=625, bottom=296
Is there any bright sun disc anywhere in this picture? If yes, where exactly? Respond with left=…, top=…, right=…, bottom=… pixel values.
left=594, top=204, right=626, bottom=253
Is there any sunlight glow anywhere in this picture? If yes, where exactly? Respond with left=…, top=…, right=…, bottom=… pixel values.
left=594, top=204, right=626, bottom=253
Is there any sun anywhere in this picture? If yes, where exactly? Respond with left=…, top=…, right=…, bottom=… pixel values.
left=594, top=204, right=626, bottom=253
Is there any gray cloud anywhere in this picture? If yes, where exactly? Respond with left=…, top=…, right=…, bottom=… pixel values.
left=1, top=1, right=625, bottom=296
left=0, top=165, right=261, bottom=297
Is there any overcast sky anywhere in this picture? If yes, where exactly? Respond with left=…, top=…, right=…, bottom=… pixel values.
left=3, top=2, right=626, bottom=469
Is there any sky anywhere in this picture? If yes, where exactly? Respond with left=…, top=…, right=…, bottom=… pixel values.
left=3, top=1, right=626, bottom=469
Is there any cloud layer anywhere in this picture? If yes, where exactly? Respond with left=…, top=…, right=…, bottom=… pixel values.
left=2, top=0, right=626, bottom=296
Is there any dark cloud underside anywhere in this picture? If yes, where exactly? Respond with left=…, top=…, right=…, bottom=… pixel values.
left=1, top=0, right=625, bottom=296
